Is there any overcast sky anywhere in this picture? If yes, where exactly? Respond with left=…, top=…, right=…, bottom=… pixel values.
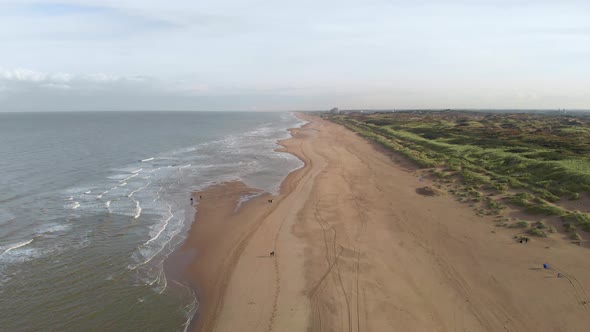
left=0, top=0, right=589, bottom=111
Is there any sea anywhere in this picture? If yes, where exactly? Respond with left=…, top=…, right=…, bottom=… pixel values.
left=0, top=111, right=306, bottom=331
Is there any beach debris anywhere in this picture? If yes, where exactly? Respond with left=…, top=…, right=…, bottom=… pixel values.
left=268, top=199, right=273, bottom=203
left=543, top=263, right=549, bottom=269
left=270, top=251, right=275, bottom=256
left=416, top=186, right=440, bottom=196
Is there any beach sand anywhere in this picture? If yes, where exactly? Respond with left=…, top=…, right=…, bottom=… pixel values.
left=173, top=114, right=590, bottom=331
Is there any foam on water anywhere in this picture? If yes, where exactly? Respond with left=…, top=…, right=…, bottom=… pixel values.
left=177, top=281, right=198, bottom=332
left=1, top=239, right=34, bottom=256
left=146, top=203, right=173, bottom=247
left=235, top=192, right=264, bottom=212
left=133, top=200, right=142, bottom=219
left=0, top=111, right=307, bottom=331
left=0, top=230, right=91, bottom=267
left=128, top=181, right=150, bottom=198
left=36, top=223, right=70, bottom=235
left=120, top=173, right=139, bottom=182
left=65, top=201, right=80, bottom=209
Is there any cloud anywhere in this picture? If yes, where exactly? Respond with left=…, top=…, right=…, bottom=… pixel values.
left=0, top=1, right=590, bottom=110
left=0, top=68, right=73, bottom=82
left=0, top=68, right=161, bottom=108
left=0, top=68, right=147, bottom=87
left=0, top=67, right=348, bottom=111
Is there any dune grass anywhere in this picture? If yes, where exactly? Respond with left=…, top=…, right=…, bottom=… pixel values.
left=327, top=111, right=590, bottom=241
left=329, top=111, right=590, bottom=197
left=561, top=212, right=590, bottom=232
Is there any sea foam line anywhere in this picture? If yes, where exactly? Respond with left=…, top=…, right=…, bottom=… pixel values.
left=145, top=202, right=173, bottom=245
left=178, top=164, right=191, bottom=170
left=127, top=181, right=151, bottom=198
left=120, top=173, right=139, bottom=182
left=133, top=200, right=142, bottom=219
left=97, top=185, right=118, bottom=199
left=147, top=167, right=163, bottom=174
left=178, top=282, right=198, bottom=332
left=141, top=157, right=154, bottom=162
left=153, top=186, right=163, bottom=203
left=148, top=266, right=168, bottom=294
left=128, top=202, right=174, bottom=270
left=1, top=239, right=34, bottom=256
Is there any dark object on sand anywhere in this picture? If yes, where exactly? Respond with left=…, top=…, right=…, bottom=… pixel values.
left=190, top=197, right=193, bottom=204
left=543, top=263, right=549, bottom=269
left=199, top=195, right=202, bottom=199
left=268, top=199, right=273, bottom=203
left=270, top=251, right=275, bottom=256
left=416, top=186, right=439, bottom=196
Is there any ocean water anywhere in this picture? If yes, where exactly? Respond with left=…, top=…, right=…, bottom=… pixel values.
left=0, top=111, right=305, bottom=331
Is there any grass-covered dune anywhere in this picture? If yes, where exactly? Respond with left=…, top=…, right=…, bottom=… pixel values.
left=325, top=110, right=590, bottom=242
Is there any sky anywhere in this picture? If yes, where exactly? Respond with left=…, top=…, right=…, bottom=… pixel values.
left=0, top=0, right=589, bottom=111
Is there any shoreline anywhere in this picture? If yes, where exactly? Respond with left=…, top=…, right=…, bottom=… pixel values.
left=169, top=113, right=590, bottom=332
left=165, top=117, right=312, bottom=331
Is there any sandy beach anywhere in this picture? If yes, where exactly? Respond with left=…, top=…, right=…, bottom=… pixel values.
left=174, top=114, right=590, bottom=331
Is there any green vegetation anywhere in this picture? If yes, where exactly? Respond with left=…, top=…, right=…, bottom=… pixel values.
left=505, top=193, right=535, bottom=207
left=327, top=110, right=590, bottom=243
left=328, top=111, right=590, bottom=197
left=569, top=192, right=581, bottom=200
left=564, top=222, right=576, bottom=232
left=432, top=169, right=452, bottom=179
left=528, top=228, right=548, bottom=237
left=533, top=221, right=547, bottom=229
left=561, top=212, right=590, bottom=232
left=509, top=220, right=529, bottom=228
left=524, top=203, right=565, bottom=216
left=486, top=198, right=505, bottom=214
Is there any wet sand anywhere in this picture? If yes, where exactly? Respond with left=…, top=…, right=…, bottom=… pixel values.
left=173, top=114, right=590, bottom=331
